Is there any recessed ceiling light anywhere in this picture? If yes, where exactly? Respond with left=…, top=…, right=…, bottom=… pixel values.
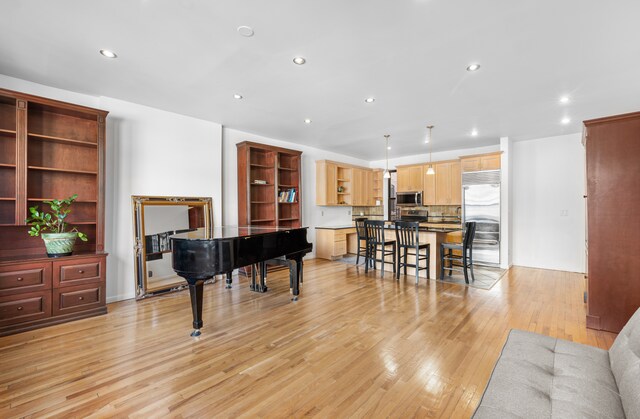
left=99, top=49, right=117, bottom=59
left=237, top=26, right=254, bottom=37
left=293, top=57, right=306, bottom=65
left=304, top=118, right=312, bottom=124
left=471, top=129, right=478, bottom=137
left=561, top=117, right=571, bottom=125
left=387, top=146, right=392, bottom=150
left=364, top=97, right=375, bottom=103
left=466, top=63, right=481, bottom=72
left=233, top=94, right=243, bottom=99
left=559, top=96, right=570, bottom=104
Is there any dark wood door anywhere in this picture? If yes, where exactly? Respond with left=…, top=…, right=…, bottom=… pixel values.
left=586, top=112, right=640, bottom=333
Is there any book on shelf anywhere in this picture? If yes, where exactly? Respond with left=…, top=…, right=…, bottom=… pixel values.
left=252, top=179, right=267, bottom=184
left=278, top=188, right=297, bottom=203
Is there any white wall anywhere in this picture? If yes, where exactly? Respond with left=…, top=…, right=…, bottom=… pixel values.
left=500, top=137, right=513, bottom=269
left=101, top=97, right=222, bottom=301
left=512, top=133, right=585, bottom=272
left=0, top=75, right=223, bottom=303
left=222, top=128, right=370, bottom=257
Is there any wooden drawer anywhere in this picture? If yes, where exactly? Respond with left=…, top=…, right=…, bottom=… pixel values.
left=0, top=262, right=51, bottom=296
left=0, top=291, right=52, bottom=327
left=53, top=283, right=105, bottom=316
left=53, top=256, right=104, bottom=288
left=333, top=240, right=347, bottom=256
left=334, top=231, right=347, bottom=242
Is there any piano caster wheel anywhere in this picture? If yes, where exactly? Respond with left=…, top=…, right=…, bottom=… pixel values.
left=191, top=329, right=201, bottom=337
left=225, top=284, right=232, bottom=289
left=291, top=296, right=298, bottom=302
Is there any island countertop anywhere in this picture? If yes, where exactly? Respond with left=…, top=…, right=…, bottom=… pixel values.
left=315, top=222, right=461, bottom=234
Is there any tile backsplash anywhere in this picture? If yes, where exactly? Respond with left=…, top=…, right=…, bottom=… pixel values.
left=351, top=206, right=384, bottom=221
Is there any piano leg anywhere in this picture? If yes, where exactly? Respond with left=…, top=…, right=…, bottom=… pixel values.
left=187, top=278, right=205, bottom=337
left=225, top=272, right=232, bottom=289
left=290, top=258, right=300, bottom=301
left=250, top=265, right=257, bottom=291
left=258, top=261, right=268, bottom=292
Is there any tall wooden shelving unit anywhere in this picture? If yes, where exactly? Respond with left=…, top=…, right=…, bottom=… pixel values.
left=0, top=88, right=108, bottom=336
left=237, top=141, right=302, bottom=229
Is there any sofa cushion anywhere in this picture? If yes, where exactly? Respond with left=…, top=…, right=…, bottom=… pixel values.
left=473, top=329, right=624, bottom=419
left=609, top=307, right=640, bottom=419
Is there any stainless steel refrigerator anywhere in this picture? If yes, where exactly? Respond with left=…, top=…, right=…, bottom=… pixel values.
left=462, top=170, right=501, bottom=266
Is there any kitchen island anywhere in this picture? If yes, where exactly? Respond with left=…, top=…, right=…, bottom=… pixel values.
left=316, top=222, right=461, bottom=279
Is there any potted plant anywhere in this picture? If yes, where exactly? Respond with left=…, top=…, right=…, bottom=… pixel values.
left=25, top=194, right=88, bottom=257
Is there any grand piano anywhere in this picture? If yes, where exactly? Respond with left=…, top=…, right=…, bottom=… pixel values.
left=171, top=226, right=312, bottom=336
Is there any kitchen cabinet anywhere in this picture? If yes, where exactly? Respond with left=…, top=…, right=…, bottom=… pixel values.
left=461, top=152, right=501, bottom=172
left=397, top=165, right=424, bottom=192
left=352, top=168, right=367, bottom=206
left=433, top=161, right=462, bottom=205
left=316, top=228, right=356, bottom=259
left=423, top=168, right=436, bottom=205
left=316, top=161, right=338, bottom=205
left=316, top=160, right=382, bottom=207
left=371, top=169, right=383, bottom=206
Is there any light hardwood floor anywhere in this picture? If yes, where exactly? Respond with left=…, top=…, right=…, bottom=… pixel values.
left=0, top=259, right=616, bottom=418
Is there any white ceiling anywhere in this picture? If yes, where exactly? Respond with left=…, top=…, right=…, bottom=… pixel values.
left=1, top=0, right=639, bottom=160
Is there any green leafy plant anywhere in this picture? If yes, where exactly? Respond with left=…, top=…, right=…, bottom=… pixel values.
left=24, top=194, right=88, bottom=241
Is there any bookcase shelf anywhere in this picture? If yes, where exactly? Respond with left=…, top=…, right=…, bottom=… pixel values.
left=237, top=142, right=302, bottom=275
left=28, top=132, right=98, bottom=148
left=0, top=87, right=108, bottom=336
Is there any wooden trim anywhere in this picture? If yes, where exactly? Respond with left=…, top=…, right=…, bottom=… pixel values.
left=15, top=100, right=27, bottom=225
left=586, top=314, right=601, bottom=330
left=315, top=159, right=373, bottom=171
left=236, top=141, right=302, bottom=156
left=0, top=87, right=108, bottom=117
left=458, top=151, right=503, bottom=159
left=584, top=111, right=640, bottom=126
left=395, top=159, right=459, bottom=168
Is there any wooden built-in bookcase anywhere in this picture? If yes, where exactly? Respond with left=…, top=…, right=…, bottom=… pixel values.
left=0, top=88, right=108, bottom=336
left=237, top=141, right=302, bottom=231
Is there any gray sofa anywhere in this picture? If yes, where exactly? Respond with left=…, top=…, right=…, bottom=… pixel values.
left=473, top=308, right=640, bottom=418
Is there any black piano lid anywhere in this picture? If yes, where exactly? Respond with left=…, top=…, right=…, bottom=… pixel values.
left=170, top=226, right=309, bottom=241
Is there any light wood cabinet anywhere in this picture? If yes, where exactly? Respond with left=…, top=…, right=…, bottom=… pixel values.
left=316, top=228, right=356, bottom=259
left=450, top=161, right=462, bottom=205
left=352, top=168, right=367, bottom=206
left=461, top=152, right=501, bottom=172
left=316, top=161, right=382, bottom=207
left=316, top=161, right=338, bottom=205
left=397, top=165, right=424, bottom=192
left=423, top=168, right=436, bottom=205
left=433, top=161, right=462, bottom=205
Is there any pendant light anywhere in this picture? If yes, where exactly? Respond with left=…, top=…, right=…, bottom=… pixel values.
left=426, top=125, right=435, bottom=175
left=383, top=134, right=391, bottom=179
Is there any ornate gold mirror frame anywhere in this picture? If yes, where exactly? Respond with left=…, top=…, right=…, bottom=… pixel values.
left=132, top=196, right=213, bottom=299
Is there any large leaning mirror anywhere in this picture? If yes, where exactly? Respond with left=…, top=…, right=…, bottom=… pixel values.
left=132, top=196, right=213, bottom=299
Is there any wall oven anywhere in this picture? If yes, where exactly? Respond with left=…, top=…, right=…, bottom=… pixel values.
left=396, top=191, right=422, bottom=207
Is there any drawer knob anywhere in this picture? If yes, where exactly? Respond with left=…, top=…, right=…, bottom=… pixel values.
left=17, top=306, right=23, bottom=311
left=17, top=277, right=23, bottom=281
left=79, top=296, right=84, bottom=300
left=78, top=270, right=85, bottom=274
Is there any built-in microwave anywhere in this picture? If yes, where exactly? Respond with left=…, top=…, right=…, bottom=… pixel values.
left=397, top=191, right=422, bottom=207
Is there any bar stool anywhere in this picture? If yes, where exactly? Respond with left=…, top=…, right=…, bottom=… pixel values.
left=354, top=217, right=369, bottom=266
left=364, top=220, right=396, bottom=277
left=440, top=222, right=477, bottom=283
left=394, top=221, right=430, bottom=284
